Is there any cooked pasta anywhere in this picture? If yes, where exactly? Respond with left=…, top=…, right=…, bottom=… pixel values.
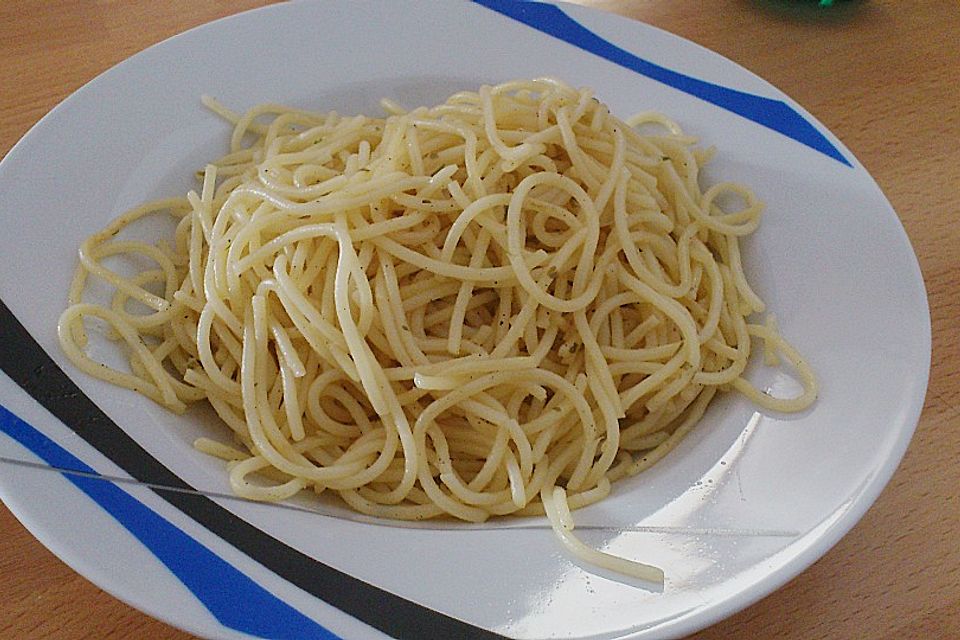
left=58, top=78, right=816, bottom=582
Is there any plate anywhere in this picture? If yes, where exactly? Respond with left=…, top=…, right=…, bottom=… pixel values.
left=0, top=1, right=931, bottom=639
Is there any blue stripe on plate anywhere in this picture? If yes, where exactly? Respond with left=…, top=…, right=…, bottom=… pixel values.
left=0, top=404, right=340, bottom=640
left=473, top=0, right=851, bottom=166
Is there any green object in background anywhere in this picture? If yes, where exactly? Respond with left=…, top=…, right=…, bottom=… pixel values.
left=819, top=0, right=834, bottom=5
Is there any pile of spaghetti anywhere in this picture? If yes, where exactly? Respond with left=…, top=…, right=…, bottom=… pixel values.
left=59, top=78, right=816, bottom=582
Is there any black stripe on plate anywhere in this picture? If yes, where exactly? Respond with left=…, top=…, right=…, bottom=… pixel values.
left=0, top=299, right=503, bottom=640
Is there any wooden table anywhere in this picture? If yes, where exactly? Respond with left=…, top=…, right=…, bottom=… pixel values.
left=1, top=1, right=957, bottom=638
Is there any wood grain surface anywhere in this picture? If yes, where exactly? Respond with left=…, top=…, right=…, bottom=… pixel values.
left=1, top=1, right=957, bottom=638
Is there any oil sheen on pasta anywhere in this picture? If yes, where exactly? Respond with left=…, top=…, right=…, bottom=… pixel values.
left=59, top=79, right=817, bottom=582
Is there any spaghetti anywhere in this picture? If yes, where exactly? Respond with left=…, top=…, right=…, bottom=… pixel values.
left=59, top=79, right=817, bottom=582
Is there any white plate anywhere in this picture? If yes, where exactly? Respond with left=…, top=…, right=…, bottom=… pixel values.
left=0, top=1, right=930, bottom=639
